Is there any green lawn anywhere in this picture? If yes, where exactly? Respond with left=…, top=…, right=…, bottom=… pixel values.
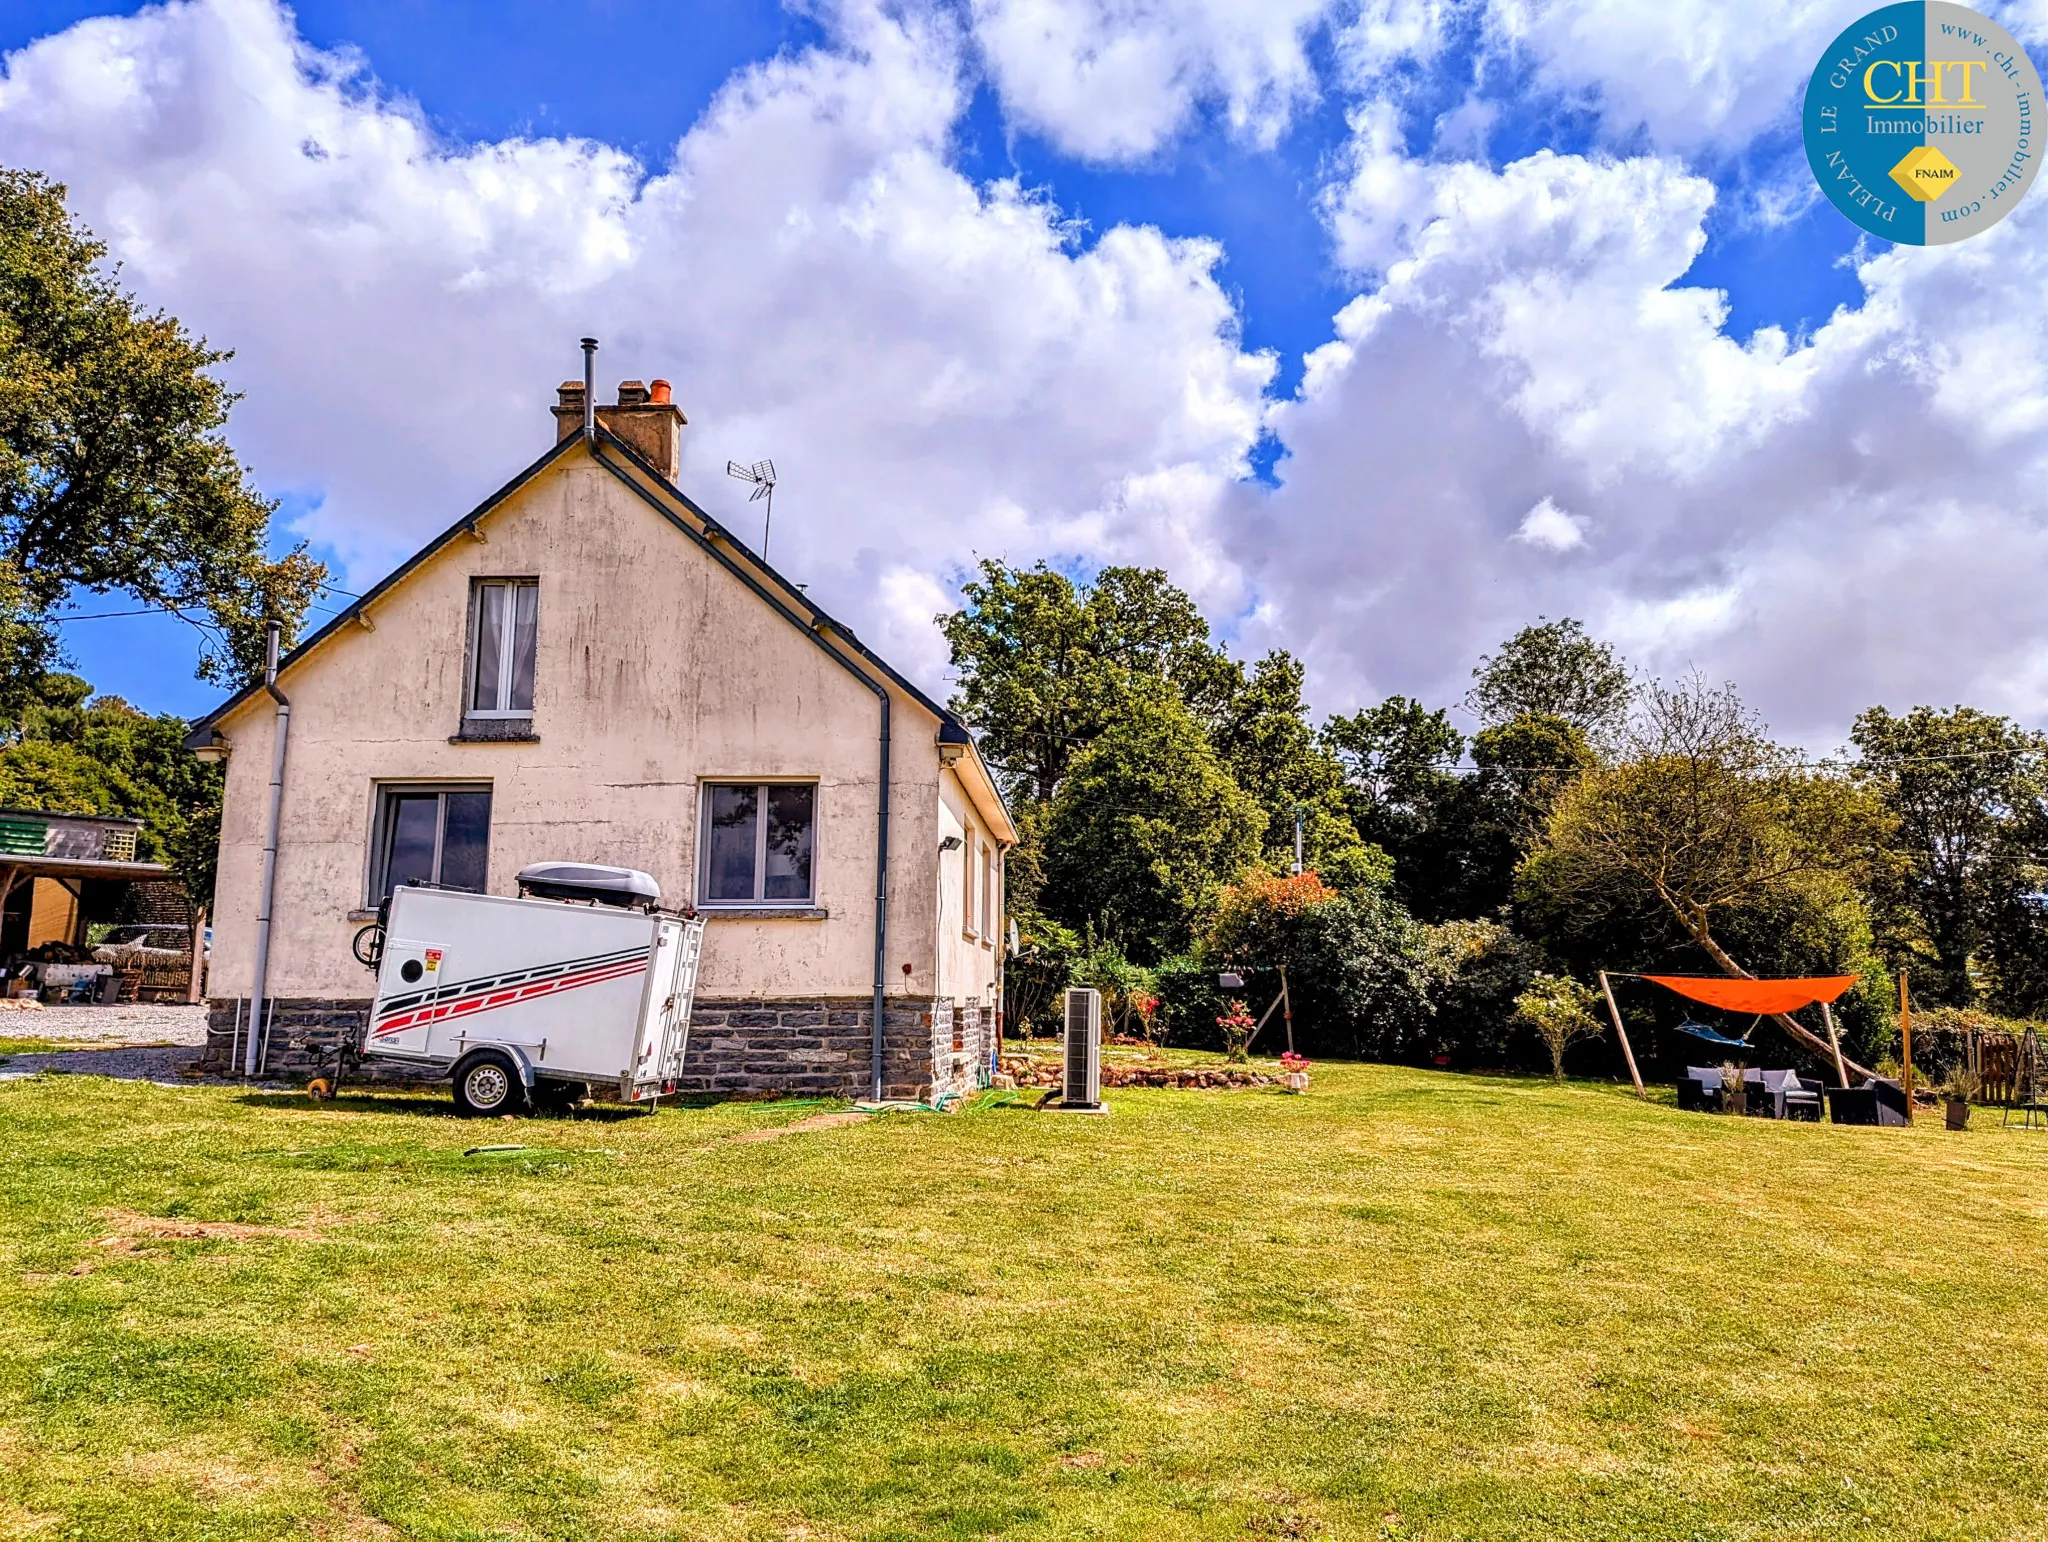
left=1, top=1063, right=2044, bottom=1541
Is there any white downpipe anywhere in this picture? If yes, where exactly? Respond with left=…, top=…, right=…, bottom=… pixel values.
left=245, top=621, right=291, bottom=1077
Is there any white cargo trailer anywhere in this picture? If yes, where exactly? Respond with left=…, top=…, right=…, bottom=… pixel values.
left=342, top=864, right=706, bottom=1115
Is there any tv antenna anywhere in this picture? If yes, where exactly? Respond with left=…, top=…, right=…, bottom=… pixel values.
left=725, top=458, right=777, bottom=560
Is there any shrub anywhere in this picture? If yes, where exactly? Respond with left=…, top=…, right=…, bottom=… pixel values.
left=1002, top=911, right=1081, bottom=1037
left=1513, top=974, right=1606, bottom=1083
left=1417, top=918, right=1549, bottom=1067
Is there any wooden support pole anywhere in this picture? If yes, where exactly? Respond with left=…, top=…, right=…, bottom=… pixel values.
left=1244, top=983, right=1286, bottom=1054
left=1900, top=970, right=1914, bottom=1122
left=186, top=904, right=208, bottom=1006
left=1280, top=966, right=1294, bottom=1056
left=1819, top=1000, right=1849, bottom=1088
left=1598, top=971, right=1647, bottom=1099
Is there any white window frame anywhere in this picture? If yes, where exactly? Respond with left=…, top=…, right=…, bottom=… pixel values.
left=961, top=829, right=979, bottom=939
left=467, top=578, right=539, bottom=720
left=696, top=780, right=820, bottom=907
left=981, top=844, right=995, bottom=949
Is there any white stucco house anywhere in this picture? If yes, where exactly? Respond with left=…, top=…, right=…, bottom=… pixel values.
left=188, top=368, right=1014, bottom=1100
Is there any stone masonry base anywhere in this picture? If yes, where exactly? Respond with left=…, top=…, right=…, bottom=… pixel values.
left=202, top=994, right=992, bottom=1102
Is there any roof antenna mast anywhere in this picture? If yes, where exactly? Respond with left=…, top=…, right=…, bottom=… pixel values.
left=725, top=458, right=778, bottom=561
left=580, top=337, right=597, bottom=442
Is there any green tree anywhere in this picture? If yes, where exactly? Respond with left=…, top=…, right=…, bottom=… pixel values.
left=1039, top=689, right=1264, bottom=962
left=1849, top=705, right=2044, bottom=1004
left=2, top=167, right=323, bottom=687
left=1211, top=651, right=1386, bottom=889
left=1321, top=695, right=1463, bottom=912
left=0, top=672, right=224, bottom=902
left=1521, top=675, right=1887, bottom=1075
left=1321, top=702, right=1590, bottom=921
left=1467, top=618, right=1630, bottom=744
left=939, top=559, right=1235, bottom=805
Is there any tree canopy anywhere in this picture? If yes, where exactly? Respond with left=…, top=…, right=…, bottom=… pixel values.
left=1466, top=617, right=1630, bottom=743
left=1, top=167, right=323, bottom=688
left=1850, top=705, right=2046, bottom=1005
left=1038, top=687, right=1265, bottom=963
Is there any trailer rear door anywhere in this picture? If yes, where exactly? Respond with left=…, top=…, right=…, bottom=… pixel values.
left=628, top=914, right=706, bottom=1100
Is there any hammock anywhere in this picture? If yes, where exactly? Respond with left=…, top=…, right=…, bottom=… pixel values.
left=1642, top=975, right=1859, bottom=1015
left=1669, top=1016, right=1758, bottom=1052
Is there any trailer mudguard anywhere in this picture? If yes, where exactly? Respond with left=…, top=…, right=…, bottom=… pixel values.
left=455, top=1041, right=537, bottom=1088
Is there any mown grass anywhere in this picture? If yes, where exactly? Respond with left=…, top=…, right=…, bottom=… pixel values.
left=0, top=1062, right=2043, bottom=1540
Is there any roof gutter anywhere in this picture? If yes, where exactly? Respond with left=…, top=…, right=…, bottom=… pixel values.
left=245, top=620, right=290, bottom=1077
left=585, top=436, right=895, bottom=1102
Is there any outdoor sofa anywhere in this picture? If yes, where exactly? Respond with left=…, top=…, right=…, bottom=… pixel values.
left=1677, top=1067, right=1826, bottom=1120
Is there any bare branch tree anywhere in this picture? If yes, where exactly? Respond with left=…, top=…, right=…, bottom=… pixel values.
left=1532, top=674, right=1887, bottom=1076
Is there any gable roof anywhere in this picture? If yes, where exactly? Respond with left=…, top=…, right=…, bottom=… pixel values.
left=187, top=427, right=1012, bottom=840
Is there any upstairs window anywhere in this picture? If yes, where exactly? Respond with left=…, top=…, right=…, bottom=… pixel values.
left=372, top=784, right=492, bottom=901
left=701, top=783, right=816, bottom=906
left=470, top=579, right=538, bottom=717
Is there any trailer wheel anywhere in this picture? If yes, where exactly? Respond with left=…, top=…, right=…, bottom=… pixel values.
left=451, top=1050, right=527, bottom=1118
left=306, top=1077, right=333, bottom=1101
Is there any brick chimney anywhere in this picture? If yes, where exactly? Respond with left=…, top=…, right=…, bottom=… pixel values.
left=554, top=377, right=687, bottom=482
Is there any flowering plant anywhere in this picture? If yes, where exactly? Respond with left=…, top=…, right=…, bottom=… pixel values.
left=1279, top=1052, right=1312, bottom=1074
left=1217, top=1000, right=1256, bottom=1063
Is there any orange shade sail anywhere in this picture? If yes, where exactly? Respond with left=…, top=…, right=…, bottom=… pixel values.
left=1642, top=975, right=1859, bottom=1015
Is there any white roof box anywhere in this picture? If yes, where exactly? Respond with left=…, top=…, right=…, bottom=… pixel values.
left=515, top=862, right=660, bottom=909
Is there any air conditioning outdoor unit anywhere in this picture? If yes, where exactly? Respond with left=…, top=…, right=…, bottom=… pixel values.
left=1062, top=986, right=1102, bottom=1107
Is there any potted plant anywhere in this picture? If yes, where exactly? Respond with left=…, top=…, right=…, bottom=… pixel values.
left=1944, top=1066, right=1977, bottom=1131
left=1719, top=1060, right=1748, bottom=1117
left=1279, top=1051, right=1311, bottom=1093
left=1217, top=1000, right=1256, bottom=1064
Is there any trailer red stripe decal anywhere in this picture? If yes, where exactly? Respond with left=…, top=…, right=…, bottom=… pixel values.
left=372, top=957, right=648, bottom=1038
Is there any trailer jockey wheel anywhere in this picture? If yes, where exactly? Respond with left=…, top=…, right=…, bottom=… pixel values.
left=306, top=1077, right=333, bottom=1101
left=451, top=1049, right=528, bottom=1118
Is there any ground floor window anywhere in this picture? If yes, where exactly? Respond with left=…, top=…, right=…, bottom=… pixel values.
left=372, top=784, right=492, bottom=901
left=700, top=782, right=816, bottom=905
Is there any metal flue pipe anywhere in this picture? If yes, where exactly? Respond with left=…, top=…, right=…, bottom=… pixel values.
left=245, top=620, right=291, bottom=1076
left=581, top=337, right=597, bottom=441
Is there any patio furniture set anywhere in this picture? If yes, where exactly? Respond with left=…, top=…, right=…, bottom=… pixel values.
left=1675, top=1066, right=1909, bottom=1125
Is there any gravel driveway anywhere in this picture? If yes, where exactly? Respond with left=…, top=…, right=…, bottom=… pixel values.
left=0, top=1003, right=211, bottom=1084
left=0, top=1002, right=208, bottom=1045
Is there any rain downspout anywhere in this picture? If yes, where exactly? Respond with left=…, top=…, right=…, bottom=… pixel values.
left=584, top=432, right=893, bottom=1101
left=245, top=620, right=290, bottom=1076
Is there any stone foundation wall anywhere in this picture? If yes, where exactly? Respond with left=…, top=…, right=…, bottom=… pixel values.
left=928, top=1001, right=992, bottom=1103
left=200, top=994, right=979, bottom=1100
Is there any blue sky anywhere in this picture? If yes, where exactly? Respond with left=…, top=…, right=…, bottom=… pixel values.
left=4, top=0, right=2045, bottom=743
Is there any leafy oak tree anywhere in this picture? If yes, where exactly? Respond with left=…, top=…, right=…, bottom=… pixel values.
left=1038, top=688, right=1264, bottom=963
left=939, top=559, right=1236, bottom=805
left=1467, top=617, right=1631, bottom=745
left=1, top=167, right=323, bottom=689
left=1850, top=705, right=2045, bottom=1005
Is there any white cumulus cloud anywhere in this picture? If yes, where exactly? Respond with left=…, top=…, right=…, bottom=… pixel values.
left=1514, top=496, right=1586, bottom=551
left=967, top=0, right=1342, bottom=161
left=0, top=0, right=1273, bottom=683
